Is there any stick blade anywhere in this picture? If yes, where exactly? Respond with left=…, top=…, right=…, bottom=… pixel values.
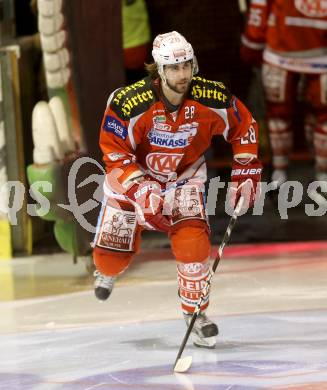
left=174, top=356, right=193, bottom=373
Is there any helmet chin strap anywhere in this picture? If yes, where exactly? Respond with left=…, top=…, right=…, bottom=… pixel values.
left=158, top=64, right=168, bottom=86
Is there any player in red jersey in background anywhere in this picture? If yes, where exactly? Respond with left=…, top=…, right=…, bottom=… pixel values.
left=241, top=0, right=327, bottom=202
left=93, top=31, right=262, bottom=348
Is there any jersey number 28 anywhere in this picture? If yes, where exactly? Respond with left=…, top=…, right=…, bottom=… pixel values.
left=240, top=125, right=256, bottom=144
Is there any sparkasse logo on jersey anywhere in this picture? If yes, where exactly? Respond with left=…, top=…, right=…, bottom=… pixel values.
left=148, top=123, right=198, bottom=149
left=146, top=153, right=183, bottom=174
left=103, top=115, right=128, bottom=140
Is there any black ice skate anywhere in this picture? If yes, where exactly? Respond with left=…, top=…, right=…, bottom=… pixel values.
left=94, top=270, right=115, bottom=301
left=183, top=312, right=219, bottom=349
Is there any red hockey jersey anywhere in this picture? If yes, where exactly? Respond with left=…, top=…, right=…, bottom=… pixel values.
left=99, top=76, right=259, bottom=193
left=241, top=0, right=327, bottom=73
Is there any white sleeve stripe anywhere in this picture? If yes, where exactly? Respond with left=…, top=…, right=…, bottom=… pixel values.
left=127, top=113, right=143, bottom=150
left=251, top=0, right=267, bottom=5
left=209, top=107, right=230, bottom=140
left=106, top=88, right=120, bottom=107
left=241, top=35, right=265, bottom=50
left=285, top=17, right=327, bottom=30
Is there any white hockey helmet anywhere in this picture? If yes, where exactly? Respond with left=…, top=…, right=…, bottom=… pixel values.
left=152, top=31, right=198, bottom=82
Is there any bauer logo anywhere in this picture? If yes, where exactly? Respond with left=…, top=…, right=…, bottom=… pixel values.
left=146, top=153, right=183, bottom=174
left=103, top=116, right=128, bottom=140
left=231, top=168, right=262, bottom=176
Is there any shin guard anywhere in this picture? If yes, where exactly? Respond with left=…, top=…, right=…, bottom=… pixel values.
left=177, top=261, right=210, bottom=314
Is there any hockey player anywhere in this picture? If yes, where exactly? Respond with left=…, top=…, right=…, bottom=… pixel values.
left=241, top=0, right=327, bottom=197
left=93, top=31, right=262, bottom=348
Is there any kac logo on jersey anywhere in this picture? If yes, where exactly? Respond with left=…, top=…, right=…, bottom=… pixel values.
left=148, top=123, right=198, bottom=149
left=295, top=0, right=327, bottom=17
left=146, top=153, right=183, bottom=175
left=103, top=115, right=128, bottom=140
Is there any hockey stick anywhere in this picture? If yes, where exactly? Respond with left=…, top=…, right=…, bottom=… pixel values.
left=173, top=197, right=245, bottom=373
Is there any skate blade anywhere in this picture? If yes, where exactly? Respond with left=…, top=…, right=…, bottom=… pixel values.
left=192, top=335, right=216, bottom=349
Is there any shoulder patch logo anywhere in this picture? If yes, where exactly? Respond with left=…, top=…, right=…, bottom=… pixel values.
left=111, top=78, right=156, bottom=118
left=191, top=84, right=228, bottom=102
left=190, top=76, right=230, bottom=107
left=103, top=115, right=128, bottom=140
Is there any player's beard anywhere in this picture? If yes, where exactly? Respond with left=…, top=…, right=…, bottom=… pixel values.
left=166, top=78, right=191, bottom=94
